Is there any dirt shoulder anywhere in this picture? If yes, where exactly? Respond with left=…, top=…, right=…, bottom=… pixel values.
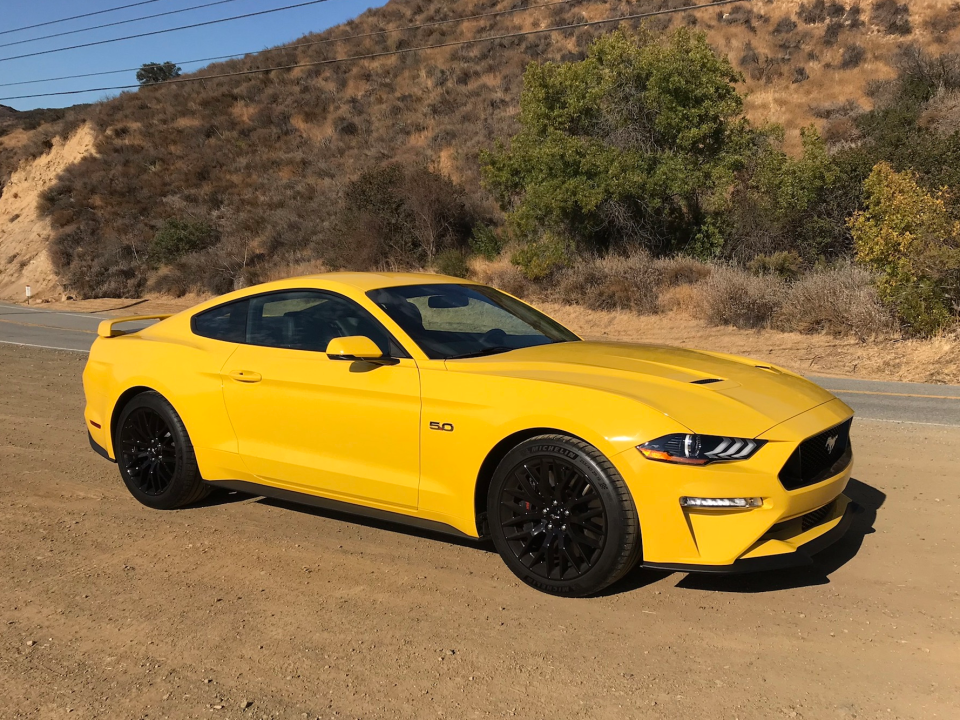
left=1, top=345, right=958, bottom=719
left=23, top=295, right=960, bottom=384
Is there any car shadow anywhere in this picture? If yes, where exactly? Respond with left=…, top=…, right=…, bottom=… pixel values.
left=256, top=496, right=498, bottom=553
left=603, top=478, right=885, bottom=596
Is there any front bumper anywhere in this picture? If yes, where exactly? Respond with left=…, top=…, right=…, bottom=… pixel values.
left=617, top=398, right=856, bottom=571
left=642, top=494, right=858, bottom=573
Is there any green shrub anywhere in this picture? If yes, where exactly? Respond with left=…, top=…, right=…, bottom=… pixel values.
left=433, top=249, right=470, bottom=278
left=151, top=219, right=218, bottom=266
left=469, top=223, right=504, bottom=260
left=511, top=232, right=576, bottom=281
left=481, top=27, right=753, bottom=255
left=849, top=162, right=960, bottom=336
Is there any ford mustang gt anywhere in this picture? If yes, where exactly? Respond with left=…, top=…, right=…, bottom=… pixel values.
left=83, top=273, right=857, bottom=596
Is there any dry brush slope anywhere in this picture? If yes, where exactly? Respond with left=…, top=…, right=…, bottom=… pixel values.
left=0, top=125, right=95, bottom=301
left=4, top=0, right=960, bottom=298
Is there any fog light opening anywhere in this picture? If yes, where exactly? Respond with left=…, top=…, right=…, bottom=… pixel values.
left=679, top=497, right=763, bottom=509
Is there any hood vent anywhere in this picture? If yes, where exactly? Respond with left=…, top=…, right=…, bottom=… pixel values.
left=690, top=378, right=723, bottom=385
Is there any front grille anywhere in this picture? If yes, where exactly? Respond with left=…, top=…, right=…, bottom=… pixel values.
left=779, top=419, right=853, bottom=490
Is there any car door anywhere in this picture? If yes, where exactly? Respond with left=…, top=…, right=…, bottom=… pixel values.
left=220, top=289, right=421, bottom=510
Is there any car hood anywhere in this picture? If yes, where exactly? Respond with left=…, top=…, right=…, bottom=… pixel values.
left=444, top=341, right=836, bottom=438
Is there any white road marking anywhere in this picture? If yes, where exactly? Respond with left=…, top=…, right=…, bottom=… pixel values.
left=0, top=340, right=88, bottom=353
left=856, top=417, right=959, bottom=429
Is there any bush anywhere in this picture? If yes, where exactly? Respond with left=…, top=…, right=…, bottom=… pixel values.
left=774, top=264, right=896, bottom=339
left=328, top=163, right=475, bottom=270
left=433, top=249, right=469, bottom=278
left=748, top=251, right=803, bottom=280
left=151, top=219, right=218, bottom=265
left=849, top=163, right=960, bottom=336
left=871, top=0, right=912, bottom=36
left=511, top=232, right=575, bottom=281
left=654, top=255, right=713, bottom=287
left=470, top=258, right=531, bottom=298
left=840, top=44, right=866, bottom=70
left=469, top=223, right=504, bottom=260
left=552, top=253, right=661, bottom=314
left=693, top=267, right=783, bottom=329
left=773, top=17, right=798, bottom=35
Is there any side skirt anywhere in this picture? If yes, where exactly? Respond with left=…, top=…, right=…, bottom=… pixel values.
left=207, top=479, right=478, bottom=541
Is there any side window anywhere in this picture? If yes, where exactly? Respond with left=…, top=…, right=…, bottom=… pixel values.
left=246, top=291, right=406, bottom=356
left=192, top=299, right=249, bottom=343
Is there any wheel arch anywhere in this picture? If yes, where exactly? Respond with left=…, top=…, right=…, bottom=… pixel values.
left=109, top=385, right=161, bottom=455
left=474, top=427, right=588, bottom=537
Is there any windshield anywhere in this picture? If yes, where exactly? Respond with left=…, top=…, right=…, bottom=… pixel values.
left=367, top=284, right=580, bottom=360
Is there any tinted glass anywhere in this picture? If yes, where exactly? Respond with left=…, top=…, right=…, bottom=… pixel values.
left=367, top=284, right=579, bottom=360
left=191, top=299, right=249, bottom=343
left=245, top=290, right=405, bottom=356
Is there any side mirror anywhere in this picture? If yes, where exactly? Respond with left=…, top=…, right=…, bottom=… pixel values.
left=326, top=336, right=387, bottom=363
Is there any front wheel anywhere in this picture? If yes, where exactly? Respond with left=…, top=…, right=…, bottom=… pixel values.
left=488, top=434, right=642, bottom=597
left=115, top=391, right=210, bottom=510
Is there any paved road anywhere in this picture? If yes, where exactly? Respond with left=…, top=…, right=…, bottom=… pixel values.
left=3, top=302, right=959, bottom=426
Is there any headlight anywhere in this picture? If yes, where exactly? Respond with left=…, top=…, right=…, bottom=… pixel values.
left=637, top=434, right=766, bottom=465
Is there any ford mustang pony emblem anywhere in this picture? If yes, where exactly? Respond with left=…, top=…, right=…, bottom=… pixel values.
left=825, top=435, right=839, bottom=454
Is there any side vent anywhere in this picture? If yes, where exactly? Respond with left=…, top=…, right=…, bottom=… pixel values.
left=690, top=378, right=723, bottom=385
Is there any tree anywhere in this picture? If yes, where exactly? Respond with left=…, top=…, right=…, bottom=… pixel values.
left=136, top=62, right=182, bottom=86
left=849, top=163, right=960, bottom=336
left=480, top=28, right=754, bottom=257
left=726, top=127, right=859, bottom=261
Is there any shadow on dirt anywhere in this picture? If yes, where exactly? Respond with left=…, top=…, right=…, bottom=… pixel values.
left=249, top=493, right=497, bottom=553
left=604, top=478, right=885, bottom=596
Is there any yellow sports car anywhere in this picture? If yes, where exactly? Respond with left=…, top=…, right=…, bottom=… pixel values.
left=83, top=273, right=856, bottom=596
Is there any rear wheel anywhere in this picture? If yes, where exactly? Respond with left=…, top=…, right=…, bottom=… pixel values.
left=488, top=434, right=642, bottom=597
left=115, top=392, right=209, bottom=510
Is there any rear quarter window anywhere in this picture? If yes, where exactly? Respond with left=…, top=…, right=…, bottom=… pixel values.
left=191, top=299, right=249, bottom=343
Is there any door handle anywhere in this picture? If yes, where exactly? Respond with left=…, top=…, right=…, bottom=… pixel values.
left=228, top=370, right=262, bottom=383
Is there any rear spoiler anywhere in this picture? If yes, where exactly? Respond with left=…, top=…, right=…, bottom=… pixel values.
left=97, top=314, right=172, bottom=338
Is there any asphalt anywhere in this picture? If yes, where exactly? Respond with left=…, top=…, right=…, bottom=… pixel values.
left=3, top=302, right=959, bottom=427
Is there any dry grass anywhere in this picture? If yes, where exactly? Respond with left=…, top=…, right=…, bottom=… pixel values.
left=690, top=266, right=784, bottom=330
left=773, top=264, right=896, bottom=340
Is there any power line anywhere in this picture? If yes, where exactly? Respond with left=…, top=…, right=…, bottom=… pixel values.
left=0, top=0, right=246, bottom=51
left=0, top=0, right=338, bottom=64
left=1, top=0, right=163, bottom=37
left=0, top=0, right=750, bottom=101
left=0, top=0, right=578, bottom=88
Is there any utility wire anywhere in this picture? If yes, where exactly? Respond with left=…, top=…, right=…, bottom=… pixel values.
left=1, top=0, right=163, bottom=37
left=0, top=0, right=749, bottom=101
left=0, top=0, right=578, bottom=88
left=0, top=0, right=246, bottom=51
left=0, top=0, right=337, bottom=63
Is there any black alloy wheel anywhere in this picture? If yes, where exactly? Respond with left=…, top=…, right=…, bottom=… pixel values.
left=119, top=407, right=177, bottom=496
left=489, top=434, right=642, bottom=597
left=115, top=391, right=210, bottom=510
left=498, top=454, right=608, bottom=581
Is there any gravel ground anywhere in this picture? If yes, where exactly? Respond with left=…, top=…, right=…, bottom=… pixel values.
left=0, top=345, right=957, bottom=720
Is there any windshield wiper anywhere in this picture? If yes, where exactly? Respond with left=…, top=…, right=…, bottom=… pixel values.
left=448, top=346, right=516, bottom=360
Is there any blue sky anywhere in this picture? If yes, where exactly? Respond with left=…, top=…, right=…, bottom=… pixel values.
left=0, top=0, right=388, bottom=111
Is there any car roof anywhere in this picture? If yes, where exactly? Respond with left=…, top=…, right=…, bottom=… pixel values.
left=299, top=271, right=479, bottom=292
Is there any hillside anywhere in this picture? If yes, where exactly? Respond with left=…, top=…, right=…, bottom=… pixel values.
left=1, top=0, right=959, bottom=300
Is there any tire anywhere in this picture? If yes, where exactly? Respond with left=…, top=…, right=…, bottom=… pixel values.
left=114, top=391, right=210, bottom=510
left=488, top=434, right=642, bottom=597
